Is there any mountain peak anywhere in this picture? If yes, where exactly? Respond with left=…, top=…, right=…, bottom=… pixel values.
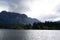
left=0, top=11, right=39, bottom=25
left=1, top=11, right=7, bottom=13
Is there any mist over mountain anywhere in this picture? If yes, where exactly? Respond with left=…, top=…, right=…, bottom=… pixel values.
left=0, top=11, right=39, bottom=26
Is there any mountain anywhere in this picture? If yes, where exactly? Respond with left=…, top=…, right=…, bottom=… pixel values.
left=0, top=11, right=39, bottom=26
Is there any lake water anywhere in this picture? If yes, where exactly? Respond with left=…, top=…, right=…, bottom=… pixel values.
left=0, top=29, right=60, bottom=40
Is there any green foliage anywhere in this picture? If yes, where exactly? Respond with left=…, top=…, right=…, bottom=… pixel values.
left=32, top=21, right=60, bottom=29
left=23, top=24, right=32, bottom=29
left=0, top=21, right=60, bottom=29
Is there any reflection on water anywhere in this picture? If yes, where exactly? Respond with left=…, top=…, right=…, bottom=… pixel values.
left=0, top=29, right=60, bottom=40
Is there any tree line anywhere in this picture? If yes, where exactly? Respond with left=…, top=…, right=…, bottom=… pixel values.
left=0, top=21, right=60, bottom=29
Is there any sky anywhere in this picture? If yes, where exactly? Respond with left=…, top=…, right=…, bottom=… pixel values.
left=0, top=0, right=60, bottom=22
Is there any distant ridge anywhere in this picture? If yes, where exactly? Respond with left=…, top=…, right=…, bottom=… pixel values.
left=0, top=11, right=39, bottom=26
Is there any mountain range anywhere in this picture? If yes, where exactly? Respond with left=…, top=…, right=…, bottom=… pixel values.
left=0, top=11, right=39, bottom=26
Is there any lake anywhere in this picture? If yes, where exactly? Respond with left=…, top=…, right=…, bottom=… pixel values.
left=0, top=29, right=60, bottom=40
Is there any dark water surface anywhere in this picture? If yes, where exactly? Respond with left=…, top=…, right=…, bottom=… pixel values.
left=0, top=29, right=60, bottom=40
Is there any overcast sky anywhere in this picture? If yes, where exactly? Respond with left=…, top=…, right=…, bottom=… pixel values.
left=0, top=0, right=60, bottom=22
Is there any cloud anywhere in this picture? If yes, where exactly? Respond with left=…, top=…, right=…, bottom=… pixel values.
left=38, top=13, right=60, bottom=22
left=8, top=0, right=31, bottom=13
left=55, top=3, right=60, bottom=13
left=36, top=0, right=60, bottom=22
left=0, top=1, right=10, bottom=11
left=0, top=0, right=31, bottom=13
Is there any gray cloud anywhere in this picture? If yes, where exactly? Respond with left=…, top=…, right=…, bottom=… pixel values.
left=38, top=14, right=60, bottom=22
left=38, top=3, right=60, bottom=22
left=0, top=0, right=31, bottom=13
left=8, top=0, right=31, bottom=12
left=55, top=4, right=60, bottom=13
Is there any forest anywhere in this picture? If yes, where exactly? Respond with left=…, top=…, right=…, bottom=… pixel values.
left=0, top=21, right=60, bottom=30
